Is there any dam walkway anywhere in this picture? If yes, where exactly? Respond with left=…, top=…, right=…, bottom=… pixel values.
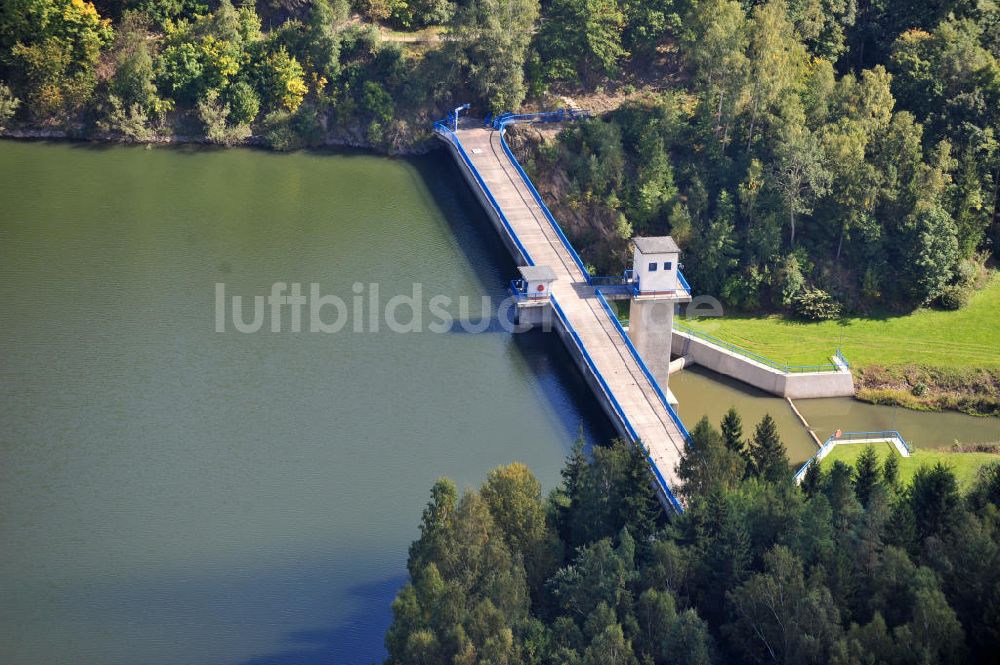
left=434, top=112, right=690, bottom=512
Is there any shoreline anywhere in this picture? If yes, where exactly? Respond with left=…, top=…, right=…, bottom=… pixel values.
left=854, top=364, right=1000, bottom=418
left=0, top=126, right=439, bottom=156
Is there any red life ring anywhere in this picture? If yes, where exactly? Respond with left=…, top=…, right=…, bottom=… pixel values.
left=536, top=284, right=545, bottom=292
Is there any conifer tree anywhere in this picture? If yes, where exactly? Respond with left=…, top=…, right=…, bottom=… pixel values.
left=882, top=452, right=900, bottom=492
left=853, top=445, right=882, bottom=508
left=720, top=406, right=745, bottom=456
left=678, top=416, right=745, bottom=497
left=620, top=440, right=661, bottom=545
left=800, top=460, right=824, bottom=498
left=748, top=414, right=790, bottom=483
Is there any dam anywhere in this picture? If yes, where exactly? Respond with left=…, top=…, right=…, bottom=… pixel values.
left=434, top=110, right=692, bottom=512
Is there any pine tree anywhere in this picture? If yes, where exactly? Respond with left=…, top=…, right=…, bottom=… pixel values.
left=825, top=460, right=862, bottom=533
left=693, top=492, right=750, bottom=625
left=748, top=414, right=790, bottom=483
left=620, top=440, right=661, bottom=545
left=882, top=453, right=900, bottom=492
left=558, top=432, right=589, bottom=548
left=678, top=416, right=745, bottom=497
left=853, top=445, right=882, bottom=508
left=800, top=460, right=824, bottom=498
left=562, top=432, right=588, bottom=501
left=720, top=407, right=745, bottom=456
left=910, top=463, right=962, bottom=542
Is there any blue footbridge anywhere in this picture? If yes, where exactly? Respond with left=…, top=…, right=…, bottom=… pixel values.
left=434, top=110, right=691, bottom=512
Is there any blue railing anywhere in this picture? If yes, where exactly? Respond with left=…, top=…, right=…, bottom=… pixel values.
left=491, top=109, right=590, bottom=129
left=595, top=285, right=636, bottom=297
left=672, top=321, right=847, bottom=374
left=595, top=289, right=691, bottom=441
left=589, top=274, right=632, bottom=287
left=433, top=121, right=536, bottom=267
left=494, top=121, right=592, bottom=282
left=550, top=295, right=684, bottom=513
left=594, top=270, right=693, bottom=299
left=509, top=279, right=547, bottom=300
left=590, top=270, right=635, bottom=296
left=829, top=430, right=912, bottom=453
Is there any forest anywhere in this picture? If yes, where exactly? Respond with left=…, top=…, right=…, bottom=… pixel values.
left=513, top=0, right=1000, bottom=314
left=385, top=411, right=1000, bottom=665
left=1, top=1, right=997, bottom=311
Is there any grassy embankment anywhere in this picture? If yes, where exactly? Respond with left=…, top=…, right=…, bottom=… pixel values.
left=683, top=273, right=1000, bottom=416
left=821, top=442, right=999, bottom=489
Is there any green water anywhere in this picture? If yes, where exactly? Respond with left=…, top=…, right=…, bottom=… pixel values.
left=0, top=141, right=613, bottom=665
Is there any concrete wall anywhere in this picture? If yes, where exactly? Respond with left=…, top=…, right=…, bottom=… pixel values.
left=629, top=299, right=676, bottom=388
left=441, top=139, right=531, bottom=267
left=671, top=331, right=855, bottom=398
left=515, top=302, right=553, bottom=328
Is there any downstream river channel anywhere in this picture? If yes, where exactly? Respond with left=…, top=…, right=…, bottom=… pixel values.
left=1, top=141, right=997, bottom=665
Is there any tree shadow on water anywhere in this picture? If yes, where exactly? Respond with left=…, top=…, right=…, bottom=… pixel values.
left=238, top=574, right=406, bottom=665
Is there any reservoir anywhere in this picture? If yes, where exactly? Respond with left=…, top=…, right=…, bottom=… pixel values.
left=0, top=141, right=613, bottom=665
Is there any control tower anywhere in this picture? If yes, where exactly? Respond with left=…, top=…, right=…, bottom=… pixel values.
left=628, top=237, right=691, bottom=389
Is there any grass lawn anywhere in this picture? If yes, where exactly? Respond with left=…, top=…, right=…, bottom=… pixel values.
left=820, top=442, right=999, bottom=488
left=681, top=273, right=1000, bottom=369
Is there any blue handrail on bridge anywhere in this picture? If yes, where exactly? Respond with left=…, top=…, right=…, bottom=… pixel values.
left=491, top=109, right=590, bottom=129
left=594, top=289, right=691, bottom=442
left=678, top=270, right=691, bottom=293
left=550, top=295, right=684, bottom=513
left=433, top=112, right=685, bottom=513
left=433, top=120, right=536, bottom=267
left=494, top=118, right=593, bottom=283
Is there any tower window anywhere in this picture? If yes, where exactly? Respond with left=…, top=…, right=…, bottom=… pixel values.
left=663, top=261, right=672, bottom=270
left=648, top=262, right=658, bottom=271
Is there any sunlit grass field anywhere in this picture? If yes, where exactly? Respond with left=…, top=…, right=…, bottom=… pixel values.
left=820, top=442, right=999, bottom=488
left=682, top=273, right=1000, bottom=369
